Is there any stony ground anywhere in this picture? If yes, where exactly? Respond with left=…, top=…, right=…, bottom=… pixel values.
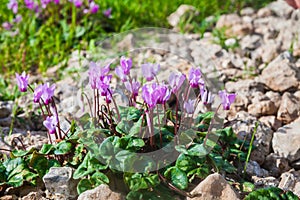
left=1, top=0, right=300, bottom=199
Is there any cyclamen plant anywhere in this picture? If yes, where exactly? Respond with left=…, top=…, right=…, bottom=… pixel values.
left=16, top=56, right=236, bottom=146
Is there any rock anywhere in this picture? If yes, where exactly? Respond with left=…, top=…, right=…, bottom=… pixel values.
left=267, top=0, right=294, bottom=19
left=21, top=190, right=46, bottom=200
left=240, top=7, right=255, bottom=16
left=260, top=40, right=280, bottom=63
left=265, top=91, right=282, bottom=108
left=0, top=101, right=12, bottom=118
left=77, top=184, right=125, bottom=200
left=262, top=153, right=291, bottom=177
left=245, top=160, right=269, bottom=177
left=43, top=167, right=78, bottom=199
left=251, top=176, right=279, bottom=188
left=272, top=117, right=300, bottom=162
left=117, top=34, right=135, bottom=51
left=294, top=90, right=300, bottom=100
left=0, top=195, right=17, bottom=200
left=259, top=116, right=282, bottom=131
left=257, top=7, right=273, bottom=18
left=216, top=14, right=242, bottom=29
left=277, top=92, right=300, bottom=124
left=167, top=5, right=198, bottom=28
left=248, top=100, right=277, bottom=117
left=187, top=173, right=239, bottom=200
left=278, top=170, right=300, bottom=197
left=259, top=54, right=300, bottom=92
left=240, top=34, right=262, bottom=50
left=225, top=79, right=265, bottom=93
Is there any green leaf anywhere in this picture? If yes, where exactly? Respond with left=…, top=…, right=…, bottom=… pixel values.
left=11, top=148, right=35, bottom=157
left=127, top=107, right=142, bottom=121
left=129, top=117, right=143, bottom=137
left=77, top=178, right=94, bottom=194
left=39, top=144, right=54, bottom=154
left=176, top=154, right=197, bottom=172
left=91, top=171, right=109, bottom=185
left=116, top=119, right=132, bottom=135
left=29, top=152, right=49, bottom=177
left=187, top=144, right=209, bottom=157
left=54, top=141, right=73, bottom=155
left=75, top=26, right=85, bottom=38
left=124, top=173, right=149, bottom=191
left=164, top=167, right=188, bottom=190
left=126, top=138, right=145, bottom=150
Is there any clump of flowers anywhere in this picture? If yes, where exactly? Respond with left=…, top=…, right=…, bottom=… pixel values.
left=15, top=56, right=239, bottom=198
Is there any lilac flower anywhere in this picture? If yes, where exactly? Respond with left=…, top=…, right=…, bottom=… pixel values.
left=156, top=84, right=171, bottom=104
left=7, top=0, right=18, bottom=14
left=2, top=22, right=12, bottom=30
left=43, top=116, right=58, bottom=134
left=88, top=62, right=110, bottom=89
left=142, top=83, right=160, bottom=109
left=24, top=0, right=35, bottom=10
left=89, top=1, right=99, bottom=14
left=53, top=0, right=60, bottom=4
left=33, top=84, right=44, bottom=103
left=103, top=8, right=112, bottom=18
left=15, top=72, right=29, bottom=92
left=184, top=99, right=196, bottom=114
left=169, top=72, right=186, bottom=94
left=115, top=66, right=127, bottom=82
left=96, top=75, right=112, bottom=96
left=200, top=87, right=214, bottom=105
left=41, top=0, right=51, bottom=8
left=13, top=15, right=22, bottom=23
left=105, top=89, right=113, bottom=104
left=71, top=0, right=82, bottom=8
left=41, top=83, right=56, bottom=105
left=189, top=67, right=204, bottom=88
left=218, top=90, right=236, bottom=110
left=124, top=79, right=140, bottom=97
left=120, top=56, right=132, bottom=75
left=141, top=63, right=160, bottom=81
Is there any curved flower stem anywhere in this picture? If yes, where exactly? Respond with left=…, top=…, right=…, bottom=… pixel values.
left=11, top=137, right=26, bottom=150
left=108, top=89, right=120, bottom=122
left=81, top=92, right=93, bottom=117
left=51, top=99, right=62, bottom=140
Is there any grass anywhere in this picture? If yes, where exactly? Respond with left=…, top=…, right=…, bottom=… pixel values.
left=0, top=0, right=274, bottom=77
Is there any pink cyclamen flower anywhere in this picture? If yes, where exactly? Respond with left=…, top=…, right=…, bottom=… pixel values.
left=33, top=84, right=44, bottom=103
left=88, top=62, right=110, bottom=89
left=42, top=83, right=56, bottom=104
left=16, top=72, right=29, bottom=92
left=200, top=86, right=214, bottom=105
left=218, top=90, right=236, bottom=110
left=141, top=63, right=160, bottom=81
left=43, top=116, right=58, bottom=134
left=156, top=84, right=171, bottom=104
left=89, top=1, right=99, bottom=14
left=96, top=75, right=112, bottom=96
left=124, top=79, right=140, bottom=97
left=120, top=56, right=132, bottom=75
left=115, top=67, right=127, bottom=82
left=53, top=0, right=60, bottom=4
left=142, top=83, right=160, bottom=109
left=2, top=22, right=13, bottom=30
left=169, top=72, right=186, bottom=94
left=189, top=67, right=204, bottom=88
left=7, top=0, right=18, bottom=14
left=24, top=0, right=35, bottom=10
left=71, top=0, right=82, bottom=8
left=103, top=8, right=112, bottom=18
left=40, top=0, right=51, bottom=8
left=184, top=99, right=196, bottom=114
left=13, top=15, right=22, bottom=23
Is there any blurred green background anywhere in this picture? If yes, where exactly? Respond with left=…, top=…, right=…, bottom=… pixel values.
left=0, top=0, right=274, bottom=75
